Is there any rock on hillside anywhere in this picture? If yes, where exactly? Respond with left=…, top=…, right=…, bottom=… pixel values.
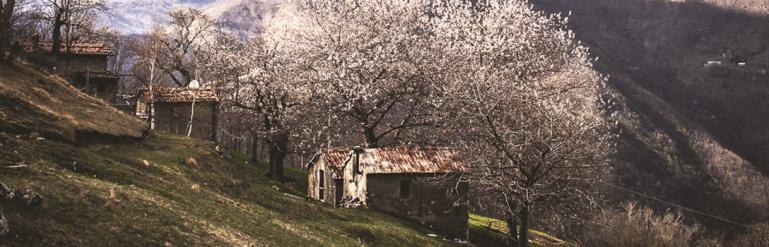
left=0, top=61, right=146, bottom=143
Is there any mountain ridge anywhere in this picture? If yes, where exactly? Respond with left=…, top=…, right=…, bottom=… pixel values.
left=102, top=0, right=278, bottom=35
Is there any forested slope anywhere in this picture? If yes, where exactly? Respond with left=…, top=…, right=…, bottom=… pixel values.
left=532, top=0, right=769, bottom=236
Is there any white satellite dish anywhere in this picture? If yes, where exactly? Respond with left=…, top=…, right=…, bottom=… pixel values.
left=188, top=80, right=201, bottom=89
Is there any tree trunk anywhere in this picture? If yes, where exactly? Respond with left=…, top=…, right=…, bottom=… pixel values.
left=267, top=131, right=288, bottom=182
left=171, top=68, right=193, bottom=87
left=148, top=63, right=156, bottom=130
left=180, top=69, right=192, bottom=86
left=250, top=133, right=259, bottom=163
left=363, top=126, right=379, bottom=148
left=518, top=206, right=530, bottom=247
left=51, top=13, right=64, bottom=56
left=0, top=0, right=16, bottom=58
left=506, top=216, right=517, bottom=246
left=211, top=102, right=219, bottom=141
left=187, top=98, right=196, bottom=137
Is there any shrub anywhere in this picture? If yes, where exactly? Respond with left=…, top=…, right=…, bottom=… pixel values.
left=731, top=223, right=769, bottom=247
left=583, top=202, right=702, bottom=247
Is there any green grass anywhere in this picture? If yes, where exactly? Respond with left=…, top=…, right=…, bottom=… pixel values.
left=0, top=132, right=452, bottom=246
left=468, top=214, right=509, bottom=246
left=468, top=214, right=572, bottom=247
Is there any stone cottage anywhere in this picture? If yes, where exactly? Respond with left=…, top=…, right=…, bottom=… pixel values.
left=135, top=87, right=219, bottom=140
left=21, top=39, right=119, bottom=103
left=306, top=146, right=469, bottom=239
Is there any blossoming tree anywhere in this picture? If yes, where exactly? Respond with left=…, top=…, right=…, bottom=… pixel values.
left=431, top=1, right=615, bottom=245
left=290, top=0, right=442, bottom=148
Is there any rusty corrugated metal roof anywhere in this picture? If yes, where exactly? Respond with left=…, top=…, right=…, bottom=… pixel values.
left=359, top=147, right=466, bottom=174
left=21, top=41, right=113, bottom=56
left=138, top=87, right=219, bottom=103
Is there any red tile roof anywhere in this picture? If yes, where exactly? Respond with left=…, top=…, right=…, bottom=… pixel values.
left=305, top=149, right=351, bottom=179
left=323, top=149, right=351, bottom=169
left=21, top=41, right=113, bottom=56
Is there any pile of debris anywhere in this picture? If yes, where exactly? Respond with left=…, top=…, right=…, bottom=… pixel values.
left=0, top=182, right=43, bottom=236
left=0, top=209, right=7, bottom=236
left=339, top=197, right=361, bottom=208
left=1, top=182, right=42, bottom=206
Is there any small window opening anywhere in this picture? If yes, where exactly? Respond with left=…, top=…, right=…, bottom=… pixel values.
left=318, top=170, right=325, bottom=201
left=400, top=179, right=410, bottom=198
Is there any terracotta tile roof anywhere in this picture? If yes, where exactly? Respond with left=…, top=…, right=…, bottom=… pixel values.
left=359, top=147, right=466, bottom=174
left=306, top=149, right=351, bottom=179
left=21, top=41, right=112, bottom=56
left=323, top=149, right=351, bottom=168
left=138, top=87, right=219, bottom=103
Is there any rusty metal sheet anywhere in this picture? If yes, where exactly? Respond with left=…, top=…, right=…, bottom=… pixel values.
left=359, top=147, right=466, bottom=174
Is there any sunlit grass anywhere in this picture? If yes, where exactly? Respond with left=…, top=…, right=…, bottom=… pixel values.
left=468, top=214, right=572, bottom=247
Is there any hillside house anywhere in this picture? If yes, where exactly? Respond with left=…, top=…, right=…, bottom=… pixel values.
left=306, top=147, right=469, bottom=239
left=136, top=87, right=219, bottom=140
left=21, top=38, right=119, bottom=103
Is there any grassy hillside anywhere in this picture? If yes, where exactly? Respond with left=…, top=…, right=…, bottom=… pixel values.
left=0, top=62, right=145, bottom=143
left=0, top=132, right=456, bottom=246
left=0, top=61, right=459, bottom=246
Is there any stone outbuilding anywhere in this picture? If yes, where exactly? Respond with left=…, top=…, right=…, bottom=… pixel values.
left=306, top=146, right=469, bottom=239
left=135, top=87, right=219, bottom=140
left=21, top=39, right=119, bottom=103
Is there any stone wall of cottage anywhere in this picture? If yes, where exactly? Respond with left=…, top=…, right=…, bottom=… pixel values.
left=308, top=159, right=341, bottom=205
left=57, top=55, right=109, bottom=78
left=83, top=77, right=118, bottom=103
left=366, top=174, right=469, bottom=240
left=153, top=102, right=217, bottom=140
left=342, top=156, right=367, bottom=203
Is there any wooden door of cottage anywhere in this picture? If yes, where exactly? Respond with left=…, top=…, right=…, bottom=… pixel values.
left=334, top=179, right=343, bottom=206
